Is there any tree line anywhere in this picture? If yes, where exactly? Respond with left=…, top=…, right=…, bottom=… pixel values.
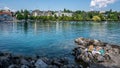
left=15, top=9, right=120, bottom=21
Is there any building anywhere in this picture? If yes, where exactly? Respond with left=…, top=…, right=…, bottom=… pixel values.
left=32, top=10, right=42, bottom=17
left=99, top=11, right=106, bottom=14
left=0, top=11, right=13, bottom=21
left=54, top=11, right=73, bottom=17
left=43, top=11, right=53, bottom=16
left=32, top=10, right=52, bottom=17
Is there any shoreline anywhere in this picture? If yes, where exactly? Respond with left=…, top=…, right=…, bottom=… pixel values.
left=0, top=51, right=79, bottom=68
left=1, top=20, right=120, bottom=23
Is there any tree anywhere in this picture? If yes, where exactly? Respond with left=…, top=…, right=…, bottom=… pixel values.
left=92, top=16, right=101, bottom=21
left=98, top=13, right=105, bottom=21
left=15, top=10, right=30, bottom=20
left=14, top=9, right=120, bottom=21
left=64, top=8, right=72, bottom=13
left=24, top=10, right=30, bottom=20
left=16, top=11, right=24, bottom=20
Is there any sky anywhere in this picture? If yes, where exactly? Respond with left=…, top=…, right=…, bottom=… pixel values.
left=0, top=0, right=120, bottom=11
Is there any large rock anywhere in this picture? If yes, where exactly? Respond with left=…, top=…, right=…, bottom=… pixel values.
left=0, top=56, right=11, bottom=68
left=11, top=56, right=21, bottom=64
left=41, top=57, right=52, bottom=65
left=47, top=65, right=59, bottom=68
left=20, top=58, right=30, bottom=66
left=59, top=57, right=69, bottom=65
left=8, top=64, right=18, bottom=68
left=21, top=65, right=29, bottom=68
left=35, top=59, right=48, bottom=68
left=51, top=59, right=62, bottom=67
left=74, top=37, right=120, bottom=68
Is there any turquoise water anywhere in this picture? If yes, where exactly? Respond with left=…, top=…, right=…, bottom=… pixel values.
left=0, top=21, right=120, bottom=57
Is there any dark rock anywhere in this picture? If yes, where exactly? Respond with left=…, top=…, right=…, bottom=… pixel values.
left=21, top=65, right=29, bottom=68
left=0, top=52, right=4, bottom=56
left=11, top=56, right=21, bottom=64
left=8, top=64, right=19, bottom=68
left=72, top=47, right=82, bottom=56
left=66, top=64, right=75, bottom=68
left=48, top=65, right=59, bottom=68
left=20, top=58, right=30, bottom=66
left=59, top=57, right=69, bottom=65
left=52, top=59, right=63, bottom=67
left=0, top=56, right=11, bottom=68
left=104, top=54, right=111, bottom=62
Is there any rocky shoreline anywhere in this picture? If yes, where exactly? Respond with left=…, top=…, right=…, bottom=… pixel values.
left=0, top=52, right=81, bottom=68
left=73, top=37, right=120, bottom=68
left=0, top=37, right=120, bottom=68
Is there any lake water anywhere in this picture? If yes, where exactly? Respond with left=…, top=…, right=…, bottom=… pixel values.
left=0, top=21, right=120, bottom=57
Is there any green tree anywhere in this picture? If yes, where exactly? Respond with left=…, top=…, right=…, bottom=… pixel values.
left=24, top=10, right=30, bottom=20
left=16, top=11, right=24, bottom=20
left=92, top=16, right=101, bottom=21
left=98, top=13, right=105, bottom=21
left=64, top=8, right=72, bottom=13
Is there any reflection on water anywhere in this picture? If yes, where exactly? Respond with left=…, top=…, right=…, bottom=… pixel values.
left=24, top=22, right=28, bottom=34
left=0, top=21, right=120, bottom=57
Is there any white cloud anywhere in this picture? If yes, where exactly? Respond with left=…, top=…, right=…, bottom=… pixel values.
left=3, top=6, right=16, bottom=12
left=11, top=9, right=16, bottom=12
left=0, top=3, right=16, bottom=12
left=4, top=6, right=10, bottom=10
left=90, top=0, right=116, bottom=10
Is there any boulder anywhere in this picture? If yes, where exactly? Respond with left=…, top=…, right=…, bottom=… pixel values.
left=41, top=57, right=52, bottom=65
left=52, top=59, right=62, bottom=67
left=112, top=48, right=119, bottom=54
left=47, top=65, right=59, bottom=68
left=72, top=47, right=82, bottom=56
left=8, top=64, right=18, bottom=68
left=20, top=58, right=30, bottom=66
left=0, top=56, right=11, bottom=68
left=59, top=57, right=69, bottom=65
left=21, top=65, right=29, bottom=68
left=97, top=55, right=105, bottom=62
left=11, top=56, right=21, bottom=64
left=35, top=59, right=48, bottom=68
left=74, top=37, right=120, bottom=68
left=106, top=44, right=112, bottom=49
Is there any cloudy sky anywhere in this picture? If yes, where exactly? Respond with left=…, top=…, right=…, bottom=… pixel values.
left=0, top=0, right=120, bottom=11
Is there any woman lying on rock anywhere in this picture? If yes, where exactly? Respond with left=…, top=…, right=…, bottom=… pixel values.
left=73, top=37, right=120, bottom=68
left=73, top=44, right=111, bottom=63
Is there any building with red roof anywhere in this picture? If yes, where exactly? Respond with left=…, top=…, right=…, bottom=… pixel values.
left=0, top=11, right=13, bottom=21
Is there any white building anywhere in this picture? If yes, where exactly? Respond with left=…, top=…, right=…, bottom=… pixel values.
left=32, top=10, right=52, bottom=17
left=54, top=11, right=73, bottom=17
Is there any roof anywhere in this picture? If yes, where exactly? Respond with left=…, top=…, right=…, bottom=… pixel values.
left=0, top=12, right=12, bottom=16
